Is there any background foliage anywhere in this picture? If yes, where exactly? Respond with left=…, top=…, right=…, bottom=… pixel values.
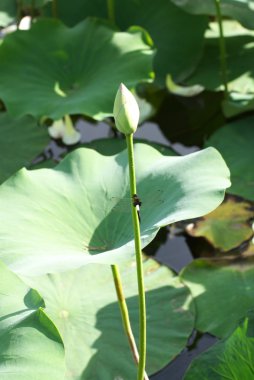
left=0, top=0, right=253, bottom=379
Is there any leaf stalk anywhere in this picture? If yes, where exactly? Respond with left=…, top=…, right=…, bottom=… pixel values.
left=107, top=0, right=115, bottom=24
left=214, top=0, right=229, bottom=97
left=125, top=133, right=147, bottom=380
left=111, top=264, right=149, bottom=380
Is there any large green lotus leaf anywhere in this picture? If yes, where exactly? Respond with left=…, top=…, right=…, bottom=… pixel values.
left=184, top=317, right=254, bottom=380
left=0, top=112, right=49, bottom=185
left=115, top=0, right=208, bottom=85
left=186, top=197, right=254, bottom=251
left=0, top=260, right=65, bottom=379
left=205, top=115, right=254, bottom=201
left=171, top=0, right=254, bottom=30
left=180, top=257, right=254, bottom=338
left=23, top=257, right=194, bottom=379
left=0, top=143, right=230, bottom=276
left=0, top=18, right=154, bottom=120
left=186, top=21, right=254, bottom=97
left=44, top=0, right=208, bottom=85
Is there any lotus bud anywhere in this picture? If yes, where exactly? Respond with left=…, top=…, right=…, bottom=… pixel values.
left=113, top=83, right=140, bottom=135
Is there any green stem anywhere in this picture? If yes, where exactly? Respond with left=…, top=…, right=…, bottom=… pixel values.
left=52, top=0, right=57, bottom=18
left=111, top=265, right=149, bottom=380
left=107, top=0, right=115, bottom=23
left=31, top=0, right=35, bottom=19
left=16, top=0, right=23, bottom=25
left=214, top=0, right=229, bottom=97
left=125, top=134, right=147, bottom=380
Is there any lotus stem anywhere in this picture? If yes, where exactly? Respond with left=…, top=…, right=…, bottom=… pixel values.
left=214, top=0, right=229, bottom=98
left=107, top=0, right=115, bottom=24
left=111, top=264, right=149, bottom=380
left=125, top=133, right=147, bottom=380
left=16, top=0, right=23, bottom=25
left=52, top=0, right=58, bottom=18
left=31, top=0, right=35, bottom=19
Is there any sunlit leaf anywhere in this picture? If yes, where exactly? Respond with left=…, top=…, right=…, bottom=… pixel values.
left=186, top=21, right=254, bottom=100
left=180, top=257, right=254, bottom=338
left=0, top=143, right=230, bottom=276
left=166, top=74, right=204, bottom=97
left=0, top=261, right=65, bottom=379
left=44, top=0, right=208, bottom=85
left=205, top=115, right=254, bottom=201
left=0, top=0, right=16, bottom=27
left=171, top=0, right=254, bottom=30
left=222, top=92, right=254, bottom=118
left=23, top=257, right=194, bottom=379
left=0, top=18, right=154, bottom=120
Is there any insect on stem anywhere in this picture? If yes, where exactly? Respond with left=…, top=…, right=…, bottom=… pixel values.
left=132, top=194, right=142, bottom=224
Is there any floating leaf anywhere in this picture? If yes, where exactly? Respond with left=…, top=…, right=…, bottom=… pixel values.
left=222, top=92, right=254, bottom=118
left=205, top=115, right=254, bottom=201
left=0, top=18, right=154, bottom=120
left=44, top=0, right=208, bottom=85
left=171, top=0, right=254, bottom=30
left=0, top=143, right=230, bottom=276
left=23, top=257, right=194, bottom=379
left=166, top=74, right=204, bottom=97
left=186, top=21, right=254, bottom=98
left=184, top=316, right=254, bottom=380
left=186, top=197, right=254, bottom=251
left=115, top=0, right=208, bottom=85
left=180, top=257, right=254, bottom=338
left=0, top=112, right=49, bottom=184
left=0, top=261, right=65, bottom=379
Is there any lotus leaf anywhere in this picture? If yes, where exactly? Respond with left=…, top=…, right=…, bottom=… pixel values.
left=0, top=143, right=230, bottom=276
left=186, top=197, right=254, bottom=251
left=180, top=257, right=254, bottom=338
left=205, top=115, right=254, bottom=201
left=171, top=0, right=254, bottom=30
left=186, top=21, right=254, bottom=101
left=23, top=257, right=194, bottom=379
left=0, top=112, right=49, bottom=184
left=0, top=260, right=65, bottom=379
left=0, top=18, right=154, bottom=120
left=44, top=0, right=208, bottom=85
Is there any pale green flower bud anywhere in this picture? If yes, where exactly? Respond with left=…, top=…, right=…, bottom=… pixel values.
left=113, top=83, right=140, bottom=135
